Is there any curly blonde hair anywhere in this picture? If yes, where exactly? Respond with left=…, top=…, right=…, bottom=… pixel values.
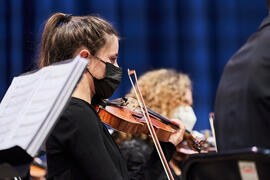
left=126, top=69, right=191, bottom=119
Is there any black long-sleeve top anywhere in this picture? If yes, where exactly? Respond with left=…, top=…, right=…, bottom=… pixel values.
left=46, top=97, right=175, bottom=180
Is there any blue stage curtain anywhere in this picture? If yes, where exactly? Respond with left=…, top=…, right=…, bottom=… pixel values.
left=0, top=0, right=267, bottom=130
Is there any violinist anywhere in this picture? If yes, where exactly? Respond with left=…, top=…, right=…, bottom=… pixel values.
left=120, top=69, right=197, bottom=179
left=41, top=13, right=185, bottom=180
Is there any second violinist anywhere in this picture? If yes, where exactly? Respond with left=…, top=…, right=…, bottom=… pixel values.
left=42, top=13, right=185, bottom=180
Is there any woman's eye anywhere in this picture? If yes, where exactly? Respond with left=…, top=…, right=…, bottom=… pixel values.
left=110, top=57, right=117, bottom=63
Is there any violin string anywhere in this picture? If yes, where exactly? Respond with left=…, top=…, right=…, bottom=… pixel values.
left=127, top=69, right=174, bottom=180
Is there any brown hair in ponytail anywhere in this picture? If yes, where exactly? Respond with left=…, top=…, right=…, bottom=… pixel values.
left=38, top=13, right=118, bottom=68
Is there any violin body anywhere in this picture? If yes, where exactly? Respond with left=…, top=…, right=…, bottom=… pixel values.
left=98, top=104, right=177, bottom=142
left=96, top=98, right=202, bottom=151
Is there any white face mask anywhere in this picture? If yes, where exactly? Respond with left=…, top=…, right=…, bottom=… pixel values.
left=172, top=106, right=197, bottom=132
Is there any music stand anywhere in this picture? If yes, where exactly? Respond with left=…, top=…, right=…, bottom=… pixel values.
left=182, top=147, right=270, bottom=180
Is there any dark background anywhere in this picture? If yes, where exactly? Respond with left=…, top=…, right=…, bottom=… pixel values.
left=0, top=0, right=267, bottom=131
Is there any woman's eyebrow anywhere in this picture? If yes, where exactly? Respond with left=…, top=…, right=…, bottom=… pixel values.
left=110, top=53, right=118, bottom=58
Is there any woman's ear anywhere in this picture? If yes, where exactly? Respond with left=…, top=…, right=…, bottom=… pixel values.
left=80, top=49, right=91, bottom=58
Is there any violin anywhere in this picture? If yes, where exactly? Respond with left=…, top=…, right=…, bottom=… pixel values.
left=95, top=98, right=202, bottom=152
left=96, top=69, right=200, bottom=180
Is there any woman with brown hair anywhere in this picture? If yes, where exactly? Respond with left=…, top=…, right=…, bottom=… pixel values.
left=40, top=13, right=185, bottom=180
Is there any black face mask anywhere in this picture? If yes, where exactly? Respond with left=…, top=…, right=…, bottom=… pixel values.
left=87, top=59, right=122, bottom=99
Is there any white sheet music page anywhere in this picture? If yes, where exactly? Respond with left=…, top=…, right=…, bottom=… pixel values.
left=0, top=56, right=88, bottom=153
left=11, top=67, right=65, bottom=150
left=0, top=70, right=42, bottom=150
left=27, top=56, right=88, bottom=156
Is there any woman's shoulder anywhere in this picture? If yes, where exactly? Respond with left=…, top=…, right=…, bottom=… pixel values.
left=54, top=97, right=99, bottom=130
left=63, top=97, right=97, bottom=119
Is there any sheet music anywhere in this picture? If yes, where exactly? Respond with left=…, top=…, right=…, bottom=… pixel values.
left=0, top=71, right=42, bottom=149
left=27, top=59, right=88, bottom=156
left=0, top=56, right=88, bottom=153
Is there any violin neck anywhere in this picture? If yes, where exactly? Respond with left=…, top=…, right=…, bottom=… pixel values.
left=147, top=108, right=178, bottom=129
